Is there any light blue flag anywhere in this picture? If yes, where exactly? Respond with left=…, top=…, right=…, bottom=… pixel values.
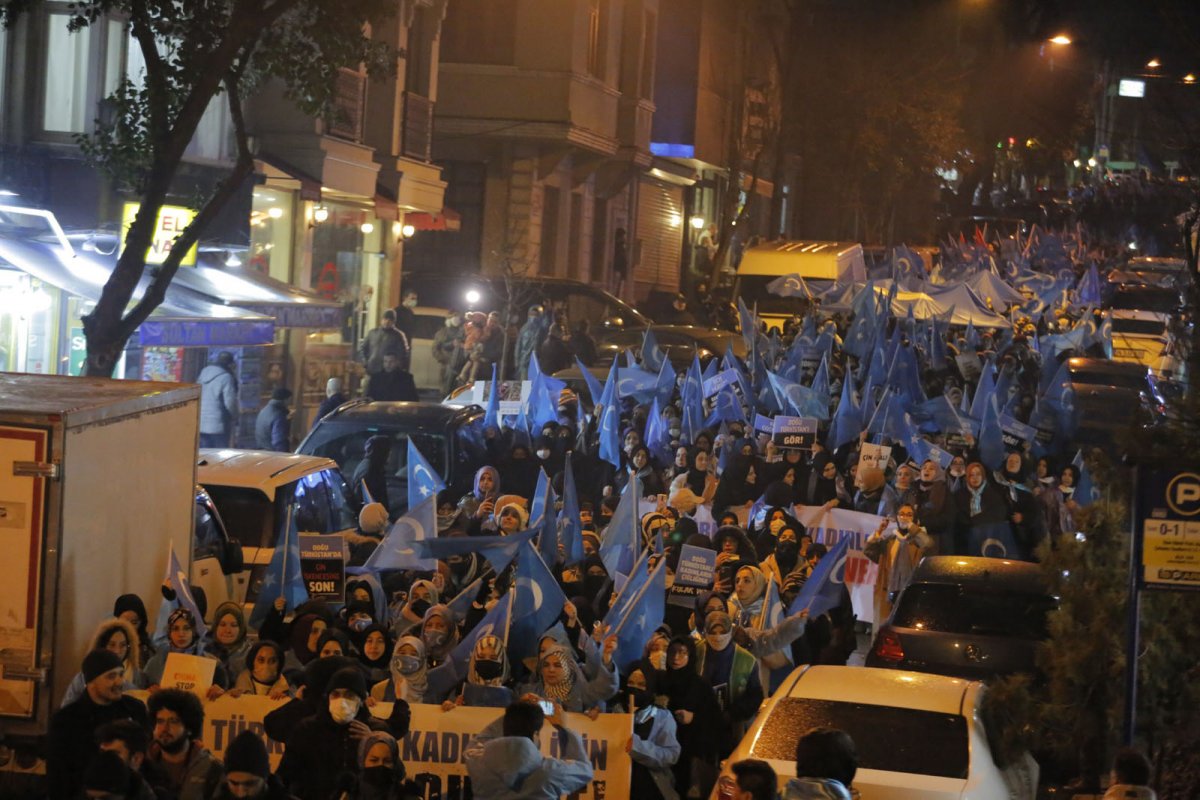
left=811, top=353, right=831, bottom=401
left=1075, top=263, right=1102, bottom=307
left=768, top=372, right=830, bottom=420
left=600, top=471, right=640, bottom=577
left=509, top=542, right=571, bottom=662
left=969, top=358, right=996, bottom=421
left=617, top=367, right=660, bottom=402
left=249, top=508, right=308, bottom=630
left=609, top=559, right=666, bottom=672
left=681, top=356, right=705, bottom=445
left=737, top=296, right=757, bottom=349
left=788, top=536, right=850, bottom=618
left=575, top=356, right=605, bottom=409
left=1072, top=451, right=1100, bottom=507
left=978, top=395, right=1006, bottom=471
left=445, top=575, right=484, bottom=624
left=1099, top=311, right=1113, bottom=359
left=531, top=468, right=560, bottom=566
left=828, top=373, right=863, bottom=450
left=528, top=373, right=559, bottom=430
left=641, top=327, right=665, bottom=373
left=597, top=359, right=622, bottom=468
left=652, top=356, right=676, bottom=410
left=361, top=496, right=438, bottom=572
left=157, top=542, right=213, bottom=641
left=705, top=385, right=746, bottom=427
left=442, top=592, right=512, bottom=685
left=528, top=352, right=566, bottom=398
left=701, top=356, right=720, bottom=383
left=411, top=528, right=536, bottom=574
left=483, top=363, right=502, bottom=432
left=407, top=439, right=446, bottom=512
left=645, top=397, right=673, bottom=466
left=559, top=453, right=584, bottom=565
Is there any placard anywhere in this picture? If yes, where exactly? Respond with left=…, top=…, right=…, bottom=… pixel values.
left=675, top=544, right=717, bottom=587
left=999, top=414, right=1036, bottom=446
left=956, top=352, right=982, bottom=383
left=703, top=368, right=741, bottom=398
left=299, top=534, right=348, bottom=602
left=856, top=443, right=893, bottom=476
left=160, top=653, right=218, bottom=696
left=754, top=413, right=774, bottom=434
left=463, top=380, right=531, bottom=415
left=771, top=416, right=817, bottom=451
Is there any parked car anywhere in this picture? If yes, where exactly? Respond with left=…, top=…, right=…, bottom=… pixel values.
left=591, top=324, right=748, bottom=370
left=297, top=400, right=487, bottom=516
left=866, top=556, right=1057, bottom=679
left=1062, top=357, right=1166, bottom=444
left=713, top=664, right=1038, bottom=800
left=197, top=449, right=357, bottom=605
left=402, top=274, right=651, bottom=331
left=190, top=485, right=244, bottom=618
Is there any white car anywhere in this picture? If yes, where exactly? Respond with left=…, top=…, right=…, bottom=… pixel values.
left=713, top=665, right=1038, bottom=800
left=197, top=449, right=357, bottom=606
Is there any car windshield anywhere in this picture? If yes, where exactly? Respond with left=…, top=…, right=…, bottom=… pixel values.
left=292, top=469, right=356, bottom=535
left=1108, top=290, right=1178, bottom=313
left=892, top=584, right=1054, bottom=639
left=1111, top=317, right=1168, bottom=337
left=194, top=494, right=226, bottom=562
left=202, top=486, right=274, bottom=548
left=750, top=697, right=969, bottom=779
left=1070, top=368, right=1150, bottom=391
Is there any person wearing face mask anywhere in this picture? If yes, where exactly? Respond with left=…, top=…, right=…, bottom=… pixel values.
left=418, top=605, right=460, bottom=668
left=372, top=637, right=429, bottom=704
left=520, top=640, right=619, bottom=714
left=389, top=578, right=440, bottom=638
left=353, top=731, right=412, bottom=800
left=695, top=611, right=763, bottom=767
left=614, top=667, right=681, bottom=800
left=340, top=600, right=379, bottom=639
left=447, top=634, right=514, bottom=709
left=230, top=641, right=291, bottom=700
left=864, top=504, right=934, bottom=625
left=760, top=525, right=803, bottom=589
left=347, top=575, right=390, bottom=630
left=659, top=636, right=721, bottom=798
left=279, top=667, right=387, bottom=800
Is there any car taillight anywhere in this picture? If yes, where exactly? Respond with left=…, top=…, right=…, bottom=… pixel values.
left=874, top=630, right=905, bottom=662
left=715, top=775, right=738, bottom=800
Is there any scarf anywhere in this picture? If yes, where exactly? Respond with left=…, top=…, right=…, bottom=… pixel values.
left=968, top=479, right=988, bottom=516
left=539, top=646, right=577, bottom=703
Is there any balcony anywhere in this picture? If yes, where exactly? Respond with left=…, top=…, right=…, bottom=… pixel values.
left=402, top=92, right=434, bottom=162
left=328, top=68, right=366, bottom=143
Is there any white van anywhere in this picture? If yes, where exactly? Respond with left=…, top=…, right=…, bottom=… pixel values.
left=734, top=240, right=867, bottom=328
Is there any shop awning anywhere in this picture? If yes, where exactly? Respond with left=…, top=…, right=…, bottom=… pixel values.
left=170, top=265, right=345, bottom=329
left=405, top=208, right=461, bottom=231
left=0, top=225, right=275, bottom=347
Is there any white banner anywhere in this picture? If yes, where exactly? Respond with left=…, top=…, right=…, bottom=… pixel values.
left=128, top=692, right=631, bottom=799
left=793, top=505, right=884, bottom=624
left=160, top=653, right=217, bottom=696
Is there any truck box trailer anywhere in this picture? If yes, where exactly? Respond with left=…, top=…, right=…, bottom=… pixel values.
left=0, top=374, right=199, bottom=775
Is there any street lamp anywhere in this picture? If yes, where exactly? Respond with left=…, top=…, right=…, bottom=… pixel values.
left=689, top=216, right=706, bottom=231
left=1146, top=58, right=1161, bottom=69
left=1184, top=73, right=1197, bottom=84
left=1048, top=34, right=1072, bottom=46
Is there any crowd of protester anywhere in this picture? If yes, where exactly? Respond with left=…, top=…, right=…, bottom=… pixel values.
left=52, top=223, right=1177, bottom=800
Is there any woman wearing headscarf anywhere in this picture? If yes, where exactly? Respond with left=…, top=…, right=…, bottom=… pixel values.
left=914, top=459, right=956, bottom=555
left=711, top=455, right=760, bottom=516
left=617, top=444, right=665, bottom=497
left=389, top=579, right=440, bottom=638
left=614, top=666, right=681, bottom=800
left=759, top=523, right=803, bottom=589
left=579, top=552, right=615, bottom=617
left=59, top=617, right=148, bottom=706
left=727, top=564, right=807, bottom=693
left=230, top=640, right=292, bottom=699
left=953, top=461, right=1014, bottom=557
left=206, top=601, right=252, bottom=683
left=711, top=526, right=759, bottom=598
left=864, top=503, right=934, bottom=625
left=459, top=465, right=500, bottom=524
left=660, top=636, right=721, bottom=798
left=853, top=466, right=900, bottom=518
left=668, top=447, right=717, bottom=506
left=366, top=638, right=425, bottom=707
left=520, top=639, right=619, bottom=714
left=1040, top=463, right=1082, bottom=546
left=314, top=628, right=353, bottom=659
left=354, top=623, right=393, bottom=684
left=112, top=594, right=156, bottom=665
left=353, top=730, right=410, bottom=800
left=418, top=604, right=460, bottom=668
left=994, top=452, right=1046, bottom=560
left=805, top=452, right=851, bottom=507
left=143, top=608, right=228, bottom=694
left=447, top=634, right=513, bottom=709
left=694, top=610, right=762, bottom=768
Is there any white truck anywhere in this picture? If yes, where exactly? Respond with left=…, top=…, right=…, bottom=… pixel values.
left=0, top=374, right=237, bottom=784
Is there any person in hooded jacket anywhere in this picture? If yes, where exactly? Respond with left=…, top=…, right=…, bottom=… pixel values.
left=262, top=655, right=358, bottom=744
left=262, top=602, right=332, bottom=672
left=711, top=526, right=759, bottom=597
left=804, top=452, right=851, bottom=507
left=418, top=604, right=460, bottom=669
left=749, top=502, right=804, bottom=562
left=208, top=730, right=294, bottom=800
left=760, top=522, right=805, bottom=590
left=465, top=699, right=593, bottom=800
left=459, top=465, right=501, bottom=524
left=695, top=610, right=762, bottom=783
left=781, top=727, right=858, bottom=800
left=278, top=667, right=389, bottom=800
left=230, top=640, right=291, bottom=699
left=616, top=444, right=665, bottom=497
left=113, top=594, right=157, bottom=665
left=389, top=578, right=439, bottom=638
left=60, top=617, right=149, bottom=707
left=853, top=466, right=899, bottom=518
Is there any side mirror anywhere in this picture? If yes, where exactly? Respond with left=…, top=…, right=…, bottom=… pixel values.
left=221, top=539, right=245, bottom=575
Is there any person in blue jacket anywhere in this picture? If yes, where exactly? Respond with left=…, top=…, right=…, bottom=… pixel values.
left=465, top=699, right=593, bottom=799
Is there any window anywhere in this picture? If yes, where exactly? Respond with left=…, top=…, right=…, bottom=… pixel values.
left=102, top=19, right=126, bottom=99
left=639, top=11, right=656, bottom=100
left=586, top=0, right=605, bottom=79
left=0, top=26, right=7, bottom=118
left=43, top=12, right=93, bottom=132
left=750, top=697, right=970, bottom=779
left=891, top=584, right=1055, bottom=639
left=250, top=188, right=296, bottom=282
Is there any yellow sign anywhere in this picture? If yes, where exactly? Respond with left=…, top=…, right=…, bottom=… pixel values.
left=121, top=202, right=198, bottom=266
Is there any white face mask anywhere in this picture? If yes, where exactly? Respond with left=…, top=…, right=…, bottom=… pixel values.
left=769, top=518, right=785, bottom=535
left=329, top=697, right=360, bottom=725
left=706, top=632, right=732, bottom=651
left=950, top=466, right=966, bottom=478
left=649, top=650, right=667, bottom=671
left=897, top=519, right=911, bottom=531
left=537, top=449, right=551, bottom=460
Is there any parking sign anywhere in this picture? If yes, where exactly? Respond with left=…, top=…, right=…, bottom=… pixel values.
left=1134, top=468, right=1200, bottom=591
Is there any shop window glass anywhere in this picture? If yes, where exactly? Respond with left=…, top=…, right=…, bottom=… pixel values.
left=44, top=13, right=92, bottom=132
left=103, top=19, right=125, bottom=100
left=0, top=271, right=59, bottom=374
left=311, top=204, right=369, bottom=341
left=250, top=188, right=295, bottom=282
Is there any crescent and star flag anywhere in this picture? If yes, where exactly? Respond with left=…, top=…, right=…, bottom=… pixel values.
left=407, top=439, right=446, bottom=512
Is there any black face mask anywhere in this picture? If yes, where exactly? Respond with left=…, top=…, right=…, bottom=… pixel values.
left=775, top=541, right=800, bottom=564
left=409, top=599, right=431, bottom=618
left=474, top=659, right=504, bottom=681
left=560, top=579, right=583, bottom=597
left=627, top=688, right=653, bottom=709
left=362, top=766, right=394, bottom=788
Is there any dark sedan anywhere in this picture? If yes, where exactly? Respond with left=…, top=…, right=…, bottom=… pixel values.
left=866, top=556, right=1057, bottom=679
left=592, top=324, right=747, bottom=369
left=296, top=400, right=486, bottom=515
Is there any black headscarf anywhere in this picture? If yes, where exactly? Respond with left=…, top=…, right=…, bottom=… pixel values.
left=684, top=446, right=708, bottom=496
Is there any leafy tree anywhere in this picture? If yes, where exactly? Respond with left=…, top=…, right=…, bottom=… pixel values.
left=0, top=0, right=397, bottom=376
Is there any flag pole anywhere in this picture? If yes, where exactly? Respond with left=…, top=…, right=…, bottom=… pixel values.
left=281, top=501, right=294, bottom=610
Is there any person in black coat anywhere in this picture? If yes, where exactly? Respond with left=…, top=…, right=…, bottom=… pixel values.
left=537, top=323, right=575, bottom=375
left=277, top=668, right=391, bottom=800
left=366, top=352, right=419, bottom=402
left=47, top=649, right=148, bottom=800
